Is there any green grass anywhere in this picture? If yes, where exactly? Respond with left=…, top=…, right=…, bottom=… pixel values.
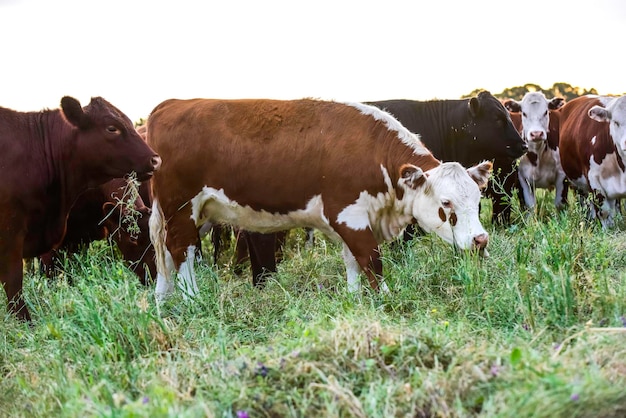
left=2, top=190, right=626, bottom=417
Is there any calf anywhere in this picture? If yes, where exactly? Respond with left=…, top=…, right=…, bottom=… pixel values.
left=0, top=96, right=161, bottom=321
left=147, top=98, right=492, bottom=301
left=503, top=92, right=567, bottom=212
left=559, top=95, right=626, bottom=228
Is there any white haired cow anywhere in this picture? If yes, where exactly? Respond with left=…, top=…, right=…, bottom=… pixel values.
left=504, top=92, right=566, bottom=213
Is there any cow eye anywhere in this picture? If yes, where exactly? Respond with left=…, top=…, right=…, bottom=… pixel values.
left=441, top=199, right=452, bottom=209
left=106, top=125, right=121, bottom=135
left=522, top=112, right=527, bottom=118
left=615, top=121, right=621, bottom=128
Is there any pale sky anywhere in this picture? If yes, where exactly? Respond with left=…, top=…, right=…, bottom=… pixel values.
left=1, top=0, right=625, bottom=123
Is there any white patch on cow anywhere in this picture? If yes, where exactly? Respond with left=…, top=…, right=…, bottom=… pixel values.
left=345, top=101, right=431, bottom=156
left=583, top=151, right=626, bottom=228
left=177, top=245, right=199, bottom=299
left=336, top=165, right=412, bottom=242
left=154, top=247, right=177, bottom=302
left=189, top=186, right=338, bottom=237
left=342, top=244, right=362, bottom=293
left=591, top=136, right=597, bottom=146
left=518, top=92, right=550, bottom=144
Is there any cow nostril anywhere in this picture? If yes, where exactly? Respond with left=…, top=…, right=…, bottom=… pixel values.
left=473, top=233, right=489, bottom=249
left=151, top=155, right=162, bottom=171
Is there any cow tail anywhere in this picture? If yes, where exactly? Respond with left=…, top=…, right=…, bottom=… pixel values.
left=149, top=198, right=169, bottom=282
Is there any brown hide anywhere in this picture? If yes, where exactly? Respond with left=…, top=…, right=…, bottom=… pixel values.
left=148, top=99, right=442, bottom=291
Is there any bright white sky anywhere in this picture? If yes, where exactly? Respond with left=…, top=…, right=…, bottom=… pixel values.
left=1, top=0, right=625, bottom=123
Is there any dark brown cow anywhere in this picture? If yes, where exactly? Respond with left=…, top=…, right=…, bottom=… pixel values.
left=147, top=98, right=492, bottom=301
left=559, top=95, right=626, bottom=228
left=0, top=96, right=161, bottom=321
left=503, top=92, right=567, bottom=212
left=39, top=178, right=156, bottom=285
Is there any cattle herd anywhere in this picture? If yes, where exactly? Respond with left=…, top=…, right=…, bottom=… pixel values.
left=1, top=90, right=625, bottom=321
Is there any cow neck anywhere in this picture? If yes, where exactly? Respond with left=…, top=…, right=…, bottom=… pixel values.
left=421, top=99, right=469, bottom=159
left=38, top=111, right=91, bottom=212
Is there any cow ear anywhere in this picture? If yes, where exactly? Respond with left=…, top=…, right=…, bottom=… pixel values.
left=469, top=97, right=480, bottom=117
left=503, top=100, right=521, bottom=113
left=467, top=160, right=493, bottom=189
left=588, top=105, right=611, bottom=123
left=548, top=97, right=565, bottom=110
left=60, top=96, right=92, bottom=129
left=400, top=164, right=427, bottom=189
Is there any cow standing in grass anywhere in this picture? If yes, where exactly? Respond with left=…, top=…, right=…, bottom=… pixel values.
left=503, top=92, right=567, bottom=213
left=0, top=97, right=161, bottom=321
left=146, top=98, right=492, bottom=301
left=559, top=95, right=626, bottom=228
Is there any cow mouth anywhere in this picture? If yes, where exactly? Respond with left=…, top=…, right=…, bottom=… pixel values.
left=136, top=171, right=154, bottom=181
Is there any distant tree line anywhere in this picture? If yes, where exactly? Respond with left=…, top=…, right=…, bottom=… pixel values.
left=462, top=82, right=604, bottom=101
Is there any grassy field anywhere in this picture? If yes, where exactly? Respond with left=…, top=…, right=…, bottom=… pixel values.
left=2, top=190, right=626, bottom=417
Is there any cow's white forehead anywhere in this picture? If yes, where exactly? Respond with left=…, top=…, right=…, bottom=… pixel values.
left=606, top=95, right=626, bottom=118
left=345, top=101, right=431, bottom=156
left=521, top=92, right=549, bottom=109
left=426, top=162, right=480, bottom=202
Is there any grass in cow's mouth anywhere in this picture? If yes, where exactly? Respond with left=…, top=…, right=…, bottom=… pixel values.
left=2, top=189, right=626, bottom=417
left=101, top=172, right=142, bottom=239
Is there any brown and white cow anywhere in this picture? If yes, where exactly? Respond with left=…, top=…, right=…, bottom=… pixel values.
left=559, top=95, right=626, bottom=228
left=146, top=98, right=492, bottom=301
left=0, top=97, right=161, bottom=321
left=503, top=92, right=567, bottom=212
left=39, top=178, right=156, bottom=285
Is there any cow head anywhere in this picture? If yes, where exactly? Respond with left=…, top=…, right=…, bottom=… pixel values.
left=588, top=95, right=626, bottom=159
left=400, top=160, right=492, bottom=254
left=465, top=91, right=527, bottom=159
left=60, top=96, right=161, bottom=183
left=503, top=92, right=564, bottom=149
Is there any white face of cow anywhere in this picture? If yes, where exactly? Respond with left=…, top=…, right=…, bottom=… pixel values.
left=589, top=95, right=626, bottom=159
left=519, top=92, right=550, bottom=145
left=401, top=161, right=492, bottom=253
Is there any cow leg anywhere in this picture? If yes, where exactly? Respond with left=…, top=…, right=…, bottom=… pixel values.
left=517, top=173, right=536, bottom=212
left=554, top=176, right=569, bottom=211
left=275, top=230, right=288, bottom=264
left=39, top=252, right=54, bottom=277
left=1, top=237, right=30, bottom=321
left=151, top=200, right=199, bottom=302
left=489, top=165, right=519, bottom=225
left=245, top=231, right=278, bottom=287
left=331, top=223, right=387, bottom=293
left=233, top=229, right=249, bottom=275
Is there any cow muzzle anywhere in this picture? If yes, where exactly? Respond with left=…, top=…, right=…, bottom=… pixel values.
left=473, top=233, right=489, bottom=257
